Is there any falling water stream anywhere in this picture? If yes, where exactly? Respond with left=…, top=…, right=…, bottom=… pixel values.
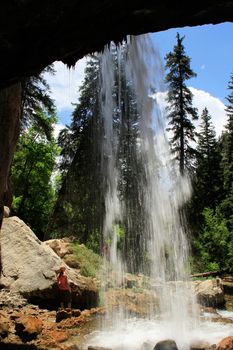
left=83, top=35, right=233, bottom=350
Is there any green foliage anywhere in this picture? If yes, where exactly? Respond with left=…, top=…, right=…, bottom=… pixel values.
left=193, top=207, right=231, bottom=272
left=72, top=243, right=102, bottom=278
left=219, top=187, right=233, bottom=231
left=113, top=224, right=125, bottom=250
left=86, top=229, right=101, bottom=254
left=8, top=64, right=59, bottom=240
left=189, top=107, right=222, bottom=231
left=48, top=230, right=64, bottom=239
left=62, top=201, right=74, bottom=218
left=11, top=124, right=60, bottom=239
left=21, top=65, right=56, bottom=139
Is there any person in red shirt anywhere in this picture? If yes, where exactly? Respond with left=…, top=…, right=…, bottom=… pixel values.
left=57, top=266, right=72, bottom=309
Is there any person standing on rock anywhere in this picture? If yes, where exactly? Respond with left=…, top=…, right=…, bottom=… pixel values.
left=57, top=266, right=72, bottom=309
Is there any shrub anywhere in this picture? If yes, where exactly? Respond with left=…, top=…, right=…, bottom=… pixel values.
left=72, top=243, right=102, bottom=278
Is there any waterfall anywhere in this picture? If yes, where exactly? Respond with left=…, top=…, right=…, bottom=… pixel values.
left=97, top=34, right=199, bottom=349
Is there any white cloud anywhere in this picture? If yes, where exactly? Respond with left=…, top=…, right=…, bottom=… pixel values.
left=156, top=88, right=227, bottom=137
left=45, top=58, right=87, bottom=112
left=53, top=123, right=65, bottom=139
left=201, top=65, right=205, bottom=70
left=190, top=87, right=227, bottom=136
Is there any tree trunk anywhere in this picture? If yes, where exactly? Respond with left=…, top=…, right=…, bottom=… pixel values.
left=0, top=82, right=21, bottom=276
left=190, top=269, right=227, bottom=278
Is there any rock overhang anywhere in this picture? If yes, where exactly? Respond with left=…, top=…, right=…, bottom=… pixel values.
left=0, top=1, right=232, bottom=87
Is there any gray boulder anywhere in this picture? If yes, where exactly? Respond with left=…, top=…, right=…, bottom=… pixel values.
left=154, top=339, right=178, bottom=350
left=0, top=216, right=98, bottom=309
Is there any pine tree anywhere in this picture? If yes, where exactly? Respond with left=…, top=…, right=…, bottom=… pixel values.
left=219, top=70, right=233, bottom=231
left=165, top=33, right=198, bottom=174
left=222, top=71, right=233, bottom=195
left=49, top=55, right=103, bottom=247
left=192, top=108, right=222, bottom=222
left=21, top=65, right=56, bottom=140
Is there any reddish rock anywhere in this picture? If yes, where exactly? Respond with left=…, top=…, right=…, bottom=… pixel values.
left=217, top=337, right=233, bottom=350
left=42, top=329, right=69, bottom=346
left=16, top=315, right=43, bottom=334
left=0, top=313, right=10, bottom=339
left=15, top=315, right=43, bottom=341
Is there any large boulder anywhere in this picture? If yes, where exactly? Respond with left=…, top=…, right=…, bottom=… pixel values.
left=0, top=216, right=98, bottom=309
left=193, top=279, right=224, bottom=307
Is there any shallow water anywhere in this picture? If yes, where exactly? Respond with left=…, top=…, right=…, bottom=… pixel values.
left=83, top=317, right=233, bottom=350
left=217, top=308, right=233, bottom=319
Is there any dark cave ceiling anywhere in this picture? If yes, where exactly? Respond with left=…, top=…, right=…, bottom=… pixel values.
left=0, top=0, right=233, bottom=87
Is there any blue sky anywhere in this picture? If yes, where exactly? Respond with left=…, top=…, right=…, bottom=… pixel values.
left=45, top=22, right=233, bottom=137
left=153, top=22, right=233, bottom=102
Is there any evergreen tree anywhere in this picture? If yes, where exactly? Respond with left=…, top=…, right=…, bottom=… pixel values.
left=190, top=107, right=222, bottom=231
left=193, top=207, right=230, bottom=272
left=190, top=72, right=233, bottom=273
left=165, top=33, right=198, bottom=174
left=49, top=56, right=104, bottom=247
left=21, top=66, right=56, bottom=140
left=219, top=71, right=233, bottom=231
left=222, top=71, right=233, bottom=195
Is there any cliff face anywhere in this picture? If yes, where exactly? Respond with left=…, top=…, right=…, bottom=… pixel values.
left=0, top=0, right=232, bottom=88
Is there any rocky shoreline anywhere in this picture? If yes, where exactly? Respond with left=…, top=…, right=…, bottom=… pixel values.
left=1, top=299, right=233, bottom=350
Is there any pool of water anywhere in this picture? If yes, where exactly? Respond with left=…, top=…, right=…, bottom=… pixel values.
left=81, top=317, right=233, bottom=350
